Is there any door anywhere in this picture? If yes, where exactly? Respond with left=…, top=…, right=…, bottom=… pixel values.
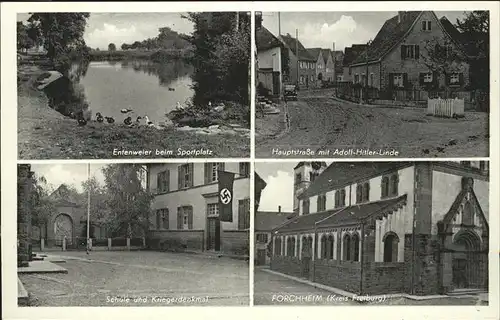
left=207, top=218, right=221, bottom=251
left=256, top=249, right=266, bottom=266
left=272, top=72, right=280, bottom=95
left=452, top=258, right=468, bottom=288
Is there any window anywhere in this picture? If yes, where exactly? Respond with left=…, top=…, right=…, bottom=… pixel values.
left=302, top=199, right=310, bottom=215
left=157, top=170, right=170, bottom=193
left=239, top=163, right=250, bottom=177
left=390, top=174, right=399, bottom=196
left=207, top=203, right=219, bottom=217
left=238, top=199, right=250, bottom=230
left=356, top=185, right=363, bottom=203
left=320, top=235, right=327, bottom=259
left=383, top=232, right=399, bottom=262
left=343, top=234, right=351, bottom=261
left=300, top=76, right=304, bottom=84
left=287, top=237, right=295, bottom=256
left=335, top=190, right=346, bottom=208
left=328, top=235, right=335, bottom=259
left=462, top=201, right=474, bottom=225
left=450, top=73, right=460, bottom=85
left=309, top=172, right=318, bottom=182
left=177, top=206, right=193, bottom=230
left=205, top=163, right=224, bottom=184
left=256, top=233, right=268, bottom=243
left=363, top=182, right=370, bottom=202
left=422, top=20, right=432, bottom=31
left=369, top=73, right=374, bottom=86
left=178, top=164, right=193, bottom=189
left=295, top=173, right=302, bottom=185
left=340, top=189, right=346, bottom=207
left=156, top=210, right=162, bottom=229
left=317, top=194, right=326, bottom=212
left=424, top=72, right=433, bottom=83
left=275, top=237, right=282, bottom=256
left=381, top=176, right=389, bottom=198
left=354, top=74, right=360, bottom=84
left=361, top=74, right=366, bottom=86
left=156, top=208, right=169, bottom=229
left=401, top=44, right=419, bottom=60
left=352, top=233, right=360, bottom=261
left=393, top=74, right=404, bottom=87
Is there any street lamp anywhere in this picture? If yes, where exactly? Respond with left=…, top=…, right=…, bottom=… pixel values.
left=363, top=39, right=373, bottom=104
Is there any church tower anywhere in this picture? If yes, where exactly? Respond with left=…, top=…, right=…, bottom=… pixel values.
left=293, top=162, right=327, bottom=213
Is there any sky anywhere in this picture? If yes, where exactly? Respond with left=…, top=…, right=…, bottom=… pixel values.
left=262, top=11, right=470, bottom=51
left=17, top=12, right=194, bottom=50
left=255, top=162, right=296, bottom=213
left=31, top=164, right=106, bottom=193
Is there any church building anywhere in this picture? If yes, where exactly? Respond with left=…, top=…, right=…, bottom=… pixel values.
left=270, top=161, right=489, bottom=296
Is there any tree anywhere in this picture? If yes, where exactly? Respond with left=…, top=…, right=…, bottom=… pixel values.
left=121, top=43, right=129, bottom=50
left=27, top=13, right=90, bottom=71
left=81, top=176, right=108, bottom=222
left=108, top=43, right=116, bottom=52
left=102, top=164, right=153, bottom=238
left=17, top=22, right=34, bottom=52
left=30, top=175, right=57, bottom=239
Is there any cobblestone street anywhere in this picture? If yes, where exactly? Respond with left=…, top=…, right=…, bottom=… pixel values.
left=19, top=251, right=249, bottom=306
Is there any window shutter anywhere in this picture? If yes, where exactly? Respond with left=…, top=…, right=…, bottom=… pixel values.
left=157, top=173, right=161, bottom=193
left=403, top=73, right=408, bottom=87
left=245, top=199, right=250, bottom=229
left=177, top=207, right=183, bottom=229
left=204, top=163, right=210, bottom=184
left=178, top=166, right=182, bottom=189
left=422, top=21, right=426, bottom=30
left=188, top=207, right=193, bottom=230
left=401, top=45, right=406, bottom=60
left=419, top=73, right=424, bottom=86
left=156, top=210, right=161, bottom=229
left=238, top=200, right=244, bottom=230
left=188, top=163, right=194, bottom=187
left=164, top=209, right=169, bottom=230
left=219, top=162, right=225, bottom=174
left=428, top=21, right=431, bottom=30
left=165, top=170, right=170, bottom=192
left=459, top=73, right=464, bottom=85
left=415, top=45, right=420, bottom=59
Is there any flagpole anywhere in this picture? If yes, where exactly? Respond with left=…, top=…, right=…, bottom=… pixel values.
left=86, top=163, right=90, bottom=255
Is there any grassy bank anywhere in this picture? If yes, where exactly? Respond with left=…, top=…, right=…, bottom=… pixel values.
left=89, top=49, right=192, bottom=62
left=17, top=64, right=249, bottom=159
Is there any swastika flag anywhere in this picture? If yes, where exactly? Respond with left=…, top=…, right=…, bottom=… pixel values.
left=218, top=170, right=235, bottom=222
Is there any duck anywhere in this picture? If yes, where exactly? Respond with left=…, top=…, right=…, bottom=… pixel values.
left=105, top=116, right=115, bottom=124
left=96, top=112, right=104, bottom=123
left=76, top=111, right=87, bottom=126
left=168, top=87, right=175, bottom=91
left=120, top=108, right=133, bottom=114
left=176, top=102, right=183, bottom=110
left=136, top=116, right=142, bottom=125
left=124, top=116, right=132, bottom=126
left=144, top=115, right=154, bottom=126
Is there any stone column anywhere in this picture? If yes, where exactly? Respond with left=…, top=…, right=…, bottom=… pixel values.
left=41, top=238, right=45, bottom=252
left=299, top=235, right=303, bottom=260
left=127, top=238, right=131, bottom=251
left=62, top=237, right=66, bottom=251
left=108, top=238, right=112, bottom=251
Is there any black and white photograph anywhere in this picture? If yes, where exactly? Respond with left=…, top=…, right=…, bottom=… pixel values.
left=254, top=161, right=489, bottom=305
left=17, top=12, right=250, bottom=159
left=255, top=11, right=490, bottom=158
left=17, top=162, right=250, bottom=306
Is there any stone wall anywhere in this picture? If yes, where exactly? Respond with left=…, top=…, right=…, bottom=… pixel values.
left=148, top=230, right=204, bottom=251
left=362, top=262, right=407, bottom=294
left=221, top=230, right=249, bottom=256
left=314, top=259, right=362, bottom=293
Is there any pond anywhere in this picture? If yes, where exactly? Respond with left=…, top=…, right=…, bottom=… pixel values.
left=69, top=59, right=194, bottom=123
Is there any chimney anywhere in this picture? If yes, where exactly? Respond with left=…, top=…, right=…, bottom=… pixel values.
left=278, top=205, right=282, bottom=213
left=332, top=42, right=336, bottom=53
left=398, top=11, right=405, bottom=23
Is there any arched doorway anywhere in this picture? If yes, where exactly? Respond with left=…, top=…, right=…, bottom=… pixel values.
left=452, top=230, right=481, bottom=289
left=54, top=213, right=73, bottom=246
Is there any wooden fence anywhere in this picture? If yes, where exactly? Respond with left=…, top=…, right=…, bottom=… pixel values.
left=427, top=98, right=465, bottom=118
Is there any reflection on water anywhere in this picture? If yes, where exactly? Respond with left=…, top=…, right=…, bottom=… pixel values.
left=43, top=59, right=194, bottom=124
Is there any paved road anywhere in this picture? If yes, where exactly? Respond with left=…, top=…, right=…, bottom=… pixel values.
left=256, top=90, right=488, bottom=158
left=253, top=268, right=358, bottom=306
left=19, top=251, right=249, bottom=306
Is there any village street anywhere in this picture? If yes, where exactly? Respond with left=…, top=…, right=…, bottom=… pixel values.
left=255, top=89, right=489, bottom=158
left=19, top=251, right=249, bottom=306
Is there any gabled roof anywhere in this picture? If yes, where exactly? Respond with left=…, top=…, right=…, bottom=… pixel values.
left=255, top=211, right=296, bottom=232
left=307, top=48, right=322, bottom=61
left=298, top=162, right=413, bottom=199
left=280, top=34, right=316, bottom=61
left=439, top=16, right=480, bottom=58
left=320, top=48, right=334, bottom=64
left=351, top=11, right=422, bottom=65
left=256, top=26, right=282, bottom=52
left=442, top=186, right=489, bottom=228
left=275, top=195, right=407, bottom=233
left=306, top=48, right=333, bottom=65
